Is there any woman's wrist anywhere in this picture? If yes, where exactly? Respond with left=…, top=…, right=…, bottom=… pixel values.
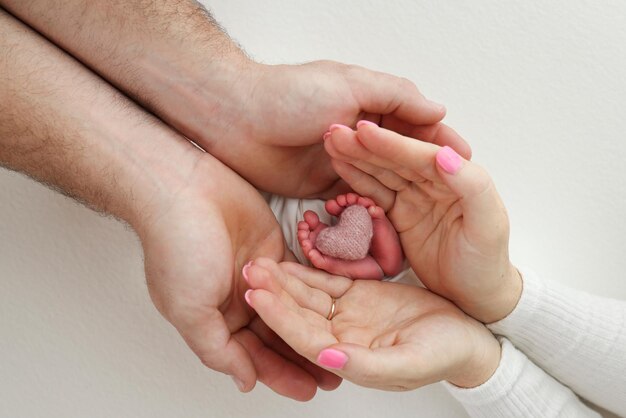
left=447, top=324, right=502, bottom=388
left=493, top=264, right=523, bottom=322
left=482, top=264, right=523, bottom=324
left=459, top=263, right=523, bottom=324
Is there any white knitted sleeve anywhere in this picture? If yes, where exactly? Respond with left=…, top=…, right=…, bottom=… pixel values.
left=488, top=269, right=626, bottom=416
left=444, top=339, right=599, bottom=418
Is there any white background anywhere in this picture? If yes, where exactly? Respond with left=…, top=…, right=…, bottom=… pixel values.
left=2, top=1, right=625, bottom=417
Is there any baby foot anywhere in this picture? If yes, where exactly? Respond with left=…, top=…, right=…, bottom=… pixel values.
left=297, top=193, right=403, bottom=280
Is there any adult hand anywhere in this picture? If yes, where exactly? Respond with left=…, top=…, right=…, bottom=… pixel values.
left=206, top=60, right=472, bottom=198
left=137, top=155, right=342, bottom=400
left=323, top=124, right=521, bottom=323
left=0, top=1, right=472, bottom=197
left=0, top=8, right=340, bottom=401
left=244, top=259, right=500, bottom=390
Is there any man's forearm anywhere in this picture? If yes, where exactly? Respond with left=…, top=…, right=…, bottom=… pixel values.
left=0, top=8, right=200, bottom=230
left=0, top=0, right=251, bottom=147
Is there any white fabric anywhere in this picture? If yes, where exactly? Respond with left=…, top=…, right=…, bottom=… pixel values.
left=267, top=194, right=411, bottom=283
left=487, top=268, right=626, bottom=416
left=444, top=338, right=599, bottom=418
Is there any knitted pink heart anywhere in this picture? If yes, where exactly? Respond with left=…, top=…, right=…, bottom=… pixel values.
left=315, top=205, right=373, bottom=260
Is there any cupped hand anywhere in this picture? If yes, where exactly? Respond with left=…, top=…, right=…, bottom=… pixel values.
left=244, top=258, right=500, bottom=390
left=203, top=60, right=472, bottom=198
left=135, top=153, right=341, bottom=401
left=323, top=124, right=522, bottom=323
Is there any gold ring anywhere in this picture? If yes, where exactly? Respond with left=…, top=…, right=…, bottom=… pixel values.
left=327, top=298, right=337, bottom=320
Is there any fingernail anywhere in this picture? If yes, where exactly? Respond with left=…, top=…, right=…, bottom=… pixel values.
left=242, top=261, right=253, bottom=283
left=329, top=123, right=352, bottom=132
left=356, top=120, right=378, bottom=128
left=436, top=146, right=462, bottom=174
left=317, top=348, right=348, bottom=369
left=244, top=289, right=253, bottom=306
left=231, top=376, right=245, bottom=392
left=323, top=131, right=331, bottom=141
left=427, top=99, right=446, bottom=112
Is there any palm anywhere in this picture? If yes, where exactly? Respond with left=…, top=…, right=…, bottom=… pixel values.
left=323, top=125, right=513, bottom=320
left=245, top=260, right=489, bottom=391
left=329, top=281, right=470, bottom=357
left=390, top=184, right=499, bottom=302
left=139, top=156, right=340, bottom=400
left=143, top=184, right=277, bottom=347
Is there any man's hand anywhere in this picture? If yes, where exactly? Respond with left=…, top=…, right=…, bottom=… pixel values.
left=205, top=60, right=470, bottom=198
left=138, top=155, right=342, bottom=399
left=1, top=0, right=471, bottom=197
left=0, top=10, right=340, bottom=400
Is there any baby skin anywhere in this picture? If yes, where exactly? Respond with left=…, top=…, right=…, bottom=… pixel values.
left=297, top=193, right=403, bottom=280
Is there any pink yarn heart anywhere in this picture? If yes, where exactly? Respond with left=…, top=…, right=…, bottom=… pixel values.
left=315, top=205, right=373, bottom=260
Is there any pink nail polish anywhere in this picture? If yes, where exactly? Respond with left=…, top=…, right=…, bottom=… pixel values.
left=317, top=348, right=348, bottom=369
left=356, top=120, right=378, bottom=128
left=329, top=123, right=352, bottom=132
left=323, top=131, right=331, bottom=141
left=244, top=289, right=253, bottom=306
left=436, top=146, right=462, bottom=174
left=242, top=261, right=253, bottom=283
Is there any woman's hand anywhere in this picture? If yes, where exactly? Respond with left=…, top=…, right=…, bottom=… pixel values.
left=244, top=258, right=501, bottom=390
left=323, top=124, right=522, bottom=323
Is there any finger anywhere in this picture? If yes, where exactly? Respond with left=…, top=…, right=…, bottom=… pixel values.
left=322, top=128, right=353, bottom=163
left=233, top=327, right=318, bottom=401
left=247, top=258, right=334, bottom=317
left=327, top=125, right=432, bottom=186
left=346, top=65, right=446, bottom=125
left=279, top=262, right=353, bottom=297
left=349, top=160, right=412, bottom=192
left=330, top=160, right=395, bottom=211
left=247, top=317, right=343, bottom=391
left=246, top=288, right=338, bottom=361
left=355, top=124, right=442, bottom=182
left=247, top=258, right=341, bottom=390
left=380, top=116, right=472, bottom=160
left=180, top=313, right=257, bottom=392
left=434, top=146, right=508, bottom=242
left=325, top=125, right=399, bottom=171
left=246, top=264, right=316, bottom=321
left=316, top=343, right=425, bottom=391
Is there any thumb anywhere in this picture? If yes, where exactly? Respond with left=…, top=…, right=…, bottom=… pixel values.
left=180, top=314, right=257, bottom=393
left=316, top=343, right=426, bottom=391
left=435, top=146, right=508, bottom=240
left=347, top=65, right=446, bottom=125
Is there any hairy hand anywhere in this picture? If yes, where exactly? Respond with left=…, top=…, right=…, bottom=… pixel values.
left=138, top=155, right=341, bottom=400
left=202, top=60, right=472, bottom=198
